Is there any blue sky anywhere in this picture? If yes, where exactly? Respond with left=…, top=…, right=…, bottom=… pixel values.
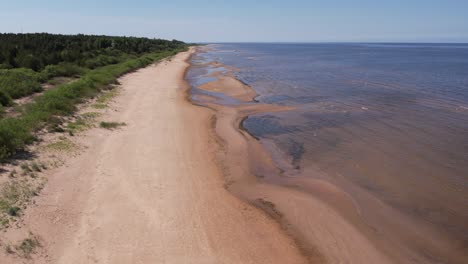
left=1, top=0, right=467, bottom=42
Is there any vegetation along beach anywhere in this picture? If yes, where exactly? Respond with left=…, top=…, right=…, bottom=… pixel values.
left=1, top=1, right=468, bottom=264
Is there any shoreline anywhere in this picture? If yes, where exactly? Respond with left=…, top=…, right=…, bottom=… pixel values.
left=0, top=48, right=307, bottom=263
left=2, top=46, right=463, bottom=263
left=189, top=47, right=395, bottom=263
left=190, top=46, right=468, bottom=264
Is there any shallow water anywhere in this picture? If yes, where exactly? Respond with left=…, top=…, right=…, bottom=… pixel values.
left=187, top=43, right=468, bottom=260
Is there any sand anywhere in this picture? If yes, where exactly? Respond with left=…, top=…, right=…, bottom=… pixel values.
left=191, top=47, right=468, bottom=264
left=0, top=49, right=306, bottom=263
left=199, top=75, right=257, bottom=102
left=3, top=46, right=449, bottom=264
left=194, top=67, right=395, bottom=264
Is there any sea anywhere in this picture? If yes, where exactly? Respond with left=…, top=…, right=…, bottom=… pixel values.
left=186, top=43, right=468, bottom=260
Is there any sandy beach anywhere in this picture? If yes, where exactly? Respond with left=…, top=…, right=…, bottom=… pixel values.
left=2, top=1, right=467, bottom=262
left=0, top=49, right=306, bottom=263
left=2, top=46, right=464, bottom=264
left=0, top=47, right=405, bottom=264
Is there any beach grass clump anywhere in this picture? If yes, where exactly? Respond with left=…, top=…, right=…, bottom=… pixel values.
left=43, top=137, right=76, bottom=152
left=20, top=163, right=32, bottom=173
left=66, top=118, right=88, bottom=132
left=0, top=199, right=12, bottom=218
left=0, top=232, right=40, bottom=257
left=91, top=103, right=106, bottom=109
left=4, top=244, right=14, bottom=254
left=7, top=206, right=20, bottom=216
left=67, top=112, right=100, bottom=133
left=0, top=180, right=36, bottom=225
left=1, top=181, right=35, bottom=206
left=15, top=234, right=40, bottom=258
left=81, top=111, right=101, bottom=119
left=30, top=161, right=42, bottom=172
left=99, top=121, right=126, bottom=130
left=0, top=176, right=46, bottom=229
left=92, top=88, right=120, bottom=109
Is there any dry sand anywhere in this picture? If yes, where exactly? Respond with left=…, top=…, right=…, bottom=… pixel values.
left=0, top=49, right=306, bottom=263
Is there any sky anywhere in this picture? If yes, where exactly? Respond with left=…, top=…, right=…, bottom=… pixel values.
left=1, top=0, right=467, bottom=43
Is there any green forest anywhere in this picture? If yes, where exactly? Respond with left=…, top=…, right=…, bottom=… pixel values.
left=0, top=33, right=185, bottom=105
left=0, top=33, right=186, bottom=160
left=0, top=33, right=184, bottom=71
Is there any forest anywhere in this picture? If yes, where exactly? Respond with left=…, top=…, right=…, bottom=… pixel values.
left=0, top=33, right=184, bottom=71
left=0, top=33, right=186, bottom=160
left=0, top=33, right=185, bottom=104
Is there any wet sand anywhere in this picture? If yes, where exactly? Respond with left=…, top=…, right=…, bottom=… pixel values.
left=193, top=52, right=394, bottom=263
left=191, top=46, right=468, bottom=264
left=198, top=71, right=257, bottom=102
left=0, top=49, right=306, bottom=263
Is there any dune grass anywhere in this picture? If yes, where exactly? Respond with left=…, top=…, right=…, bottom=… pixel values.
left=66, top=112, right=101, bottom=133
left=92, top=88, right=120, bottom=109
left=0, top=48, right=186, bottom=161
left=99, top=121, right=126, bottom=130
left=16, top=236, right=40, bottom=258
left=0, top=68, right=42, bottom=105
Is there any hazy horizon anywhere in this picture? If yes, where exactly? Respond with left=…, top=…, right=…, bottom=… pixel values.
left=1, top=0, right=467, bottom=43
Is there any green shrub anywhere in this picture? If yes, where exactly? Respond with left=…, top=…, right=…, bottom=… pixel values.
left=0, top=90, right=11, bottom=106
left=0, top=63, right=11, bottom=70
left=84, top=54, right=121, bottom=69
left=0, top=118, right=33, bottom=160
left=7, top=206, right=20, bottom=216
left=39, top=63, right=86, bottom=81
left=0, top=68, right=42, bottom=99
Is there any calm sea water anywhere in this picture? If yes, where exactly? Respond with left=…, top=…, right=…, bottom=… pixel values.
left=187, top=43, right=468, bottom=251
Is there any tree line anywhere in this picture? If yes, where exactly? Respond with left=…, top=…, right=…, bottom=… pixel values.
left=0, top=33, right=185, bottom=71
left=0, top=33, right=187, bottom=160
left=0, top=33, right=185, bottom=106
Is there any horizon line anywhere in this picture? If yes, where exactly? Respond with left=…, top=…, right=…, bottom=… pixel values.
left=201, top=41, right=468, bottom=44
left=1, top=32, right=467, bottom=44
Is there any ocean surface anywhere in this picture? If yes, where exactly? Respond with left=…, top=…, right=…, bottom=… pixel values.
left=186, top=43, right=468, bottom=258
